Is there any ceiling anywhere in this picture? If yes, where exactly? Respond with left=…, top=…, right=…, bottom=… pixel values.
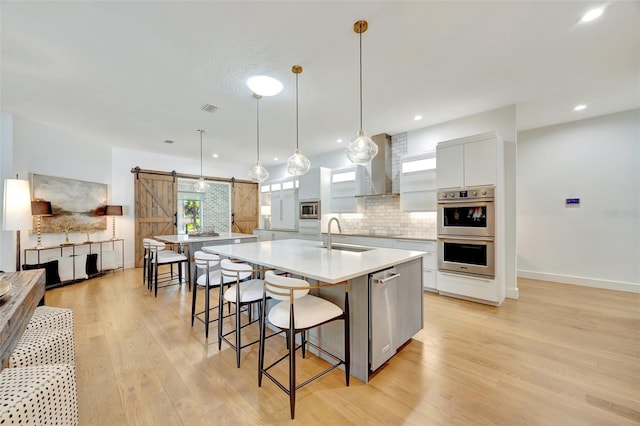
left=1, top=1, right=638, bottom=177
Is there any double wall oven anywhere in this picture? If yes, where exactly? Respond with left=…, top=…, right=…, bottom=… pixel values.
left=437, top=186, right=495, bottom=278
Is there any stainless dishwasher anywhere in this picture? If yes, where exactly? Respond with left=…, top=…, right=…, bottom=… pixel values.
left=369, top=267, right=400, bottom=372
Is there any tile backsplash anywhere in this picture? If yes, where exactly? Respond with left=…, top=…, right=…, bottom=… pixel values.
left=336, top=196, right=437, bottom=238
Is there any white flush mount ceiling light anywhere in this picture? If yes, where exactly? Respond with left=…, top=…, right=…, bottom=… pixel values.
left=246, top=76, right=283, bottom=97
left=574, top=104, right=587, bottom=111
left=581, top=7, right=604, bottom=22
left=287, top=65, right=311, bottom=176
left=248, top=94, right=270, bottom=183
left=194, top=129, right=210, bottom=193
left=414, top=115, right=423, bottom=121
left=346, top=19, right=378, bottom=164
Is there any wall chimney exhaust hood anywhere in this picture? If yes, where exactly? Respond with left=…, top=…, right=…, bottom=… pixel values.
left=356, top=133, right=399, bottom=198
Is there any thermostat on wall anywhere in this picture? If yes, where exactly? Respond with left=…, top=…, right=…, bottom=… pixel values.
left=566, top=198, right=580, bottom=207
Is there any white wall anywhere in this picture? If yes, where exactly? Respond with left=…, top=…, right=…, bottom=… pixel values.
left=407, top=105, right=517, bottom=152
left=1, top=113, right=15, bottom=271
left=517, top=109, right=640, bottom=292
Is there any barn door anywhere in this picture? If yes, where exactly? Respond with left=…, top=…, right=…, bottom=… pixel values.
left=134, top=170, right=177, bottom=267
left=231, top=180, right=258, bottom=234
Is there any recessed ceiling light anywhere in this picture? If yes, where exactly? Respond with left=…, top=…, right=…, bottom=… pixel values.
left=581, top=7, right=604, bottom=23
left=414, top=115, right=423, bottom=121
left=337, top=138, right=343, bottom=144
left=212, top=154, right=219, bottom=158
left=164, top=139, right=174, bottom=144
left=273, top=157, right=279, bottom=161
left=247, top=76, right=283, bottom=97
left=574, top=104, right=587, bottom=111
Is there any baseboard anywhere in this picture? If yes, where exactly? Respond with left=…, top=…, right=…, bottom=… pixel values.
left=505, top=287, right=519, bottom=299
left=517, top=270, right=640, bottom=293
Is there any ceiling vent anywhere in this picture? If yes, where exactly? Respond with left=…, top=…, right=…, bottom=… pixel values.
left=200, top=104, right=219, bottom=113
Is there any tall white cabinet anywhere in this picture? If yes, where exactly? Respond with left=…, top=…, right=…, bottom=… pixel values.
left=435, top=132, right=516, bottom=305
left=269, top=180, right=298, bottom=231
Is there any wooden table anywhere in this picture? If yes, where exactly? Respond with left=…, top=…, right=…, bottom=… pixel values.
left=0, top=270, right=45, bottom=369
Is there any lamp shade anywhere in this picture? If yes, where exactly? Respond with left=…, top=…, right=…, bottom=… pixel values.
left=31, top=200, right=53, bottom=216
left=105, top=205, right=123, bottom=216
left=3, top=179, right=32, bottom=231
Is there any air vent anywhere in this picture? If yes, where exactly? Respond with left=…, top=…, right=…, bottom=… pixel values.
left=201, top=104, right=219, bottom=113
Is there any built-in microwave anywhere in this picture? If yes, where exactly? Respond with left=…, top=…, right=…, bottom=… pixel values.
left=299, top=201, right=320, bottom=220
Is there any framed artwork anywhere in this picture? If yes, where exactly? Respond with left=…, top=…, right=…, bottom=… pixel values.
left=31, top=173, right=107, bottom=234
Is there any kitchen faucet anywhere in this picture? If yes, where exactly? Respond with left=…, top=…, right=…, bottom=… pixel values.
left=326, top=217, right=342, bottom=250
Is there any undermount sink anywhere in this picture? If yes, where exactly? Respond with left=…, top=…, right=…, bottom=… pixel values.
left=319, top=243, right=373, bottom=252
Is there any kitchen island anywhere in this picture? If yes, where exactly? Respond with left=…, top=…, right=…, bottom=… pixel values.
left=202, top=238, right=425, bottom=382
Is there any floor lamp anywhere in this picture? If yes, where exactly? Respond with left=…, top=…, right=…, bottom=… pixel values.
left=3, top=178, right=33, bottom=271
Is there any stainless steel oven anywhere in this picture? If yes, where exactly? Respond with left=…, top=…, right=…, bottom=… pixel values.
left=299, top=200, right=320, bottom=220
left=437, top=186, right=495, bottom=237
left=437, top=186, right=495, bottom=278
left=438, top=236, right=495, bottom=278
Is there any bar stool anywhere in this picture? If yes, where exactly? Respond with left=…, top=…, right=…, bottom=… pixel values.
left=144, top=238, right=191, bottom=297
left=26, top=305, right=73, bottom=330
left=191, top=251, right=251, bottom=339
left=258, top=271, right=350, bottom=419
left=218, top=259, right=275, bottom=367
left=0, top=364, right=78, bottom=425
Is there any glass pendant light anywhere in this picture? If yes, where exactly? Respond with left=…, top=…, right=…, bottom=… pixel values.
left=346, top=20, right=378, bottom=164
left=194, top=129, right=210, bottom=192
left=248, top=94, right=270, bottom=183
left=286, top=65, right=311, bottom=176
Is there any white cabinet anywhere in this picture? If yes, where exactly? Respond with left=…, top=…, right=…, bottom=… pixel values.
left=400, top=152, right=437, bottom=211
left=436, top=133, right=497, bottom=189
left=298, top=167, right=330, bottom=201
left=392, top=239, right=438, bottom=292
left=330, top=165, right=365, bottom=213
left=269, top=180, right=298, bottom=230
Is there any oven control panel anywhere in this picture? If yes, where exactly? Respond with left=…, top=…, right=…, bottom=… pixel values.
left=438, top=186, right=494, bottom=200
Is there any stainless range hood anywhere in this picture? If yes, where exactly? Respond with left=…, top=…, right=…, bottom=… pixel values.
left=356, top=133, right=399, bottom=198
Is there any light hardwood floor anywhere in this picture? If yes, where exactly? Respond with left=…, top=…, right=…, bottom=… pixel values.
left=45, top=268, right=639, bottom=425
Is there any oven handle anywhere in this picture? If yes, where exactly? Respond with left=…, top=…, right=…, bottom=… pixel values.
left=438, top=236, right=494, bottom=242
left=437, top=198, right=494, bottom=204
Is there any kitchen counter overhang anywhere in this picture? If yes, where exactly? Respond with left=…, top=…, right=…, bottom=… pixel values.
left=202, top=238, right=425, bottom=284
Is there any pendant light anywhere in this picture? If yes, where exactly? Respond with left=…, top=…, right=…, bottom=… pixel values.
left=248, top=93, right=270, bottom=183
left=194, top=129, right=210, bottom=192
left=346, top=19, right=378, bottom=164
left=286, top=65, right=311, bottom=176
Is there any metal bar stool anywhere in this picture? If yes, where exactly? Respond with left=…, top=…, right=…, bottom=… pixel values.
left=144, top=238, right=191, bottom=297
left=191, top=252, right=251, bottom=339
left=258, top=271, right=350, bottom=419
left=218, top=259, right=279, bottom=367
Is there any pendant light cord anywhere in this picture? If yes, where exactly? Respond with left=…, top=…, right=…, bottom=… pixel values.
left=256, top=95, right=260, bottom=162
left=359, top=28, right=363, bottom=132
left=295, top=72, right=299, bottom=150
left=198, top=129, right=205, bottom=177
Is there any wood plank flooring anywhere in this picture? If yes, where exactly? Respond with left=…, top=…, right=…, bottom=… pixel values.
left=44, top=268, right=640, bottom=425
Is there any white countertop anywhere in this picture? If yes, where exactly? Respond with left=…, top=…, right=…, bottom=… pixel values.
left=202, top=239, right=425, bottom=284
left=154, top=233, right=257, bottom=244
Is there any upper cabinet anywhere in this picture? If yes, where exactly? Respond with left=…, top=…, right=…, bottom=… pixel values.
left=330, top=165, right=365, bottom=213
left=298, top=167, right=331, bottom=201
left=400, top=151, right=437, bottom=211
left=436, top=133, right=497, bottom=189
